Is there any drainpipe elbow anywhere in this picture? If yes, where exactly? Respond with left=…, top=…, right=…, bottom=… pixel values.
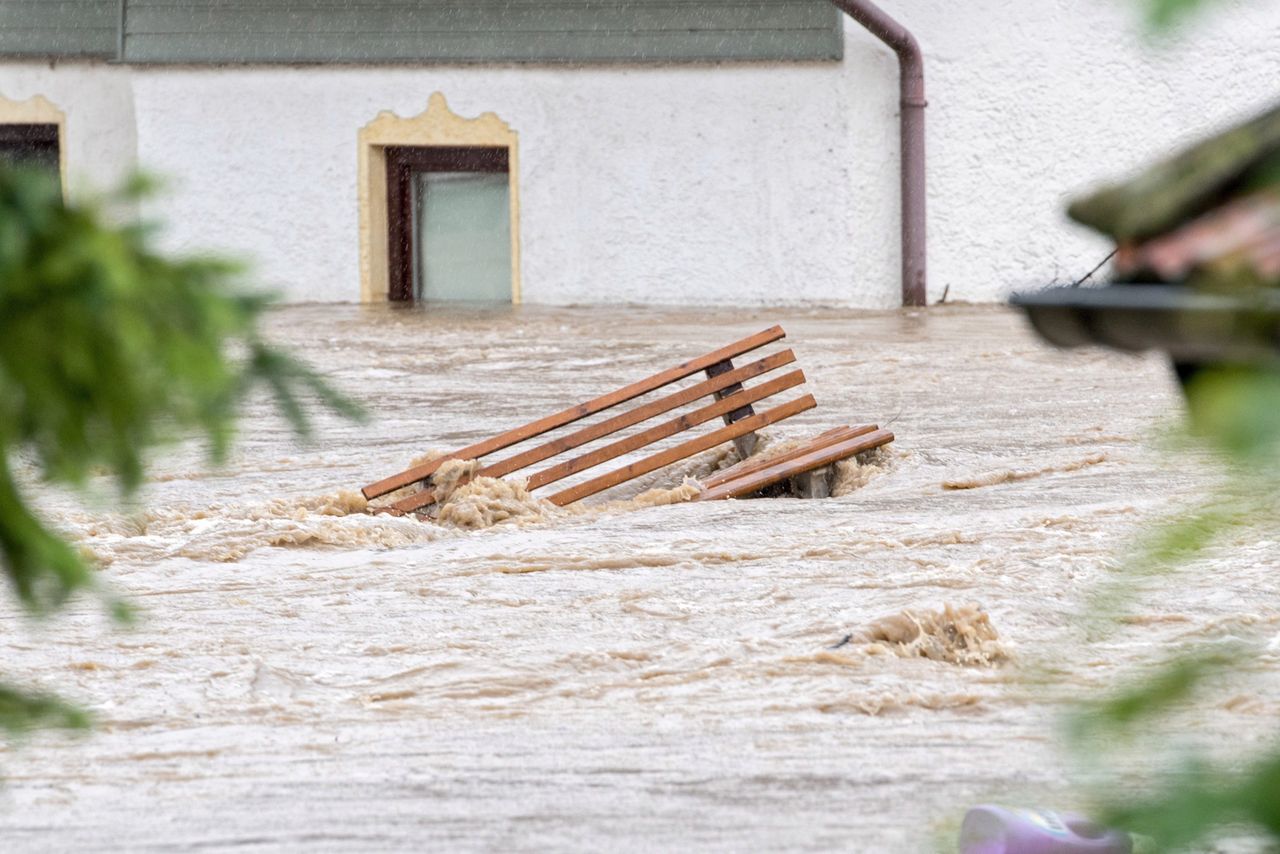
left=895, top=35, right=927, bottom=109
left=830, top=0, right=926, bottom=107
left=829, top=0, right=928, bottom=307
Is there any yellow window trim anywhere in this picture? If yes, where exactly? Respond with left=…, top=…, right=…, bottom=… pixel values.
left=358, top=92, right=521, bottom=304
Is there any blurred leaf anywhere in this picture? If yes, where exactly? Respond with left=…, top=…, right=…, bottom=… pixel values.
left=1057, top=8, right=1280, bottom=847
left=1103, top=756, right=1231, bottom=851
left=0, top=165, right=364, bottom=616
left=0, top=164, right=365, bottom=739
left=1100, top=752, right=1280, bottom=851
left=0, top=452, right=95, bottom=615
left=1183, top=368, right=1280, bottom=461
left=1140, top=0, right=1226, bottom=28
left=0, top=684, right=89, bottom=738
left=1070, top=648, right=1240, bottom=743
left=1068, top=370, right=1280, bottom=849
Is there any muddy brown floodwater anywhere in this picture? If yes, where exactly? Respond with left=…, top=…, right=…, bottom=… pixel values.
left=3, top=304, right=1278, bottom=852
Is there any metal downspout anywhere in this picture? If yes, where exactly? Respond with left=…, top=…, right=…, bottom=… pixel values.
left=828, top=0, right=927, bottom=307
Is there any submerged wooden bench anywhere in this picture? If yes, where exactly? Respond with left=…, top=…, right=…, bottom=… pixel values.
left=361, top=326, right=893, bottom=514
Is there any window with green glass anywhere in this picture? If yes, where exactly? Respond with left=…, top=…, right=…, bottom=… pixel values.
left=415, top=172, right=512, bottom=303
left=386, top=146, right=514, bottom=304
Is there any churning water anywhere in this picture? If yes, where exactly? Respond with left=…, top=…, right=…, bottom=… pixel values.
left=2, top=304, right=1276, bottom=851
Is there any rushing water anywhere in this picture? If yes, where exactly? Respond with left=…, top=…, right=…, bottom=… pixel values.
left=2, top=304, right=1276, bottom=851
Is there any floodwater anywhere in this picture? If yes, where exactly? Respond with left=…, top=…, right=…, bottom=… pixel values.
left=3, top=304, right=1278, bottom=852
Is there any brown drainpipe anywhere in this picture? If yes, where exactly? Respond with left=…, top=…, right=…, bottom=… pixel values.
left=828, top=0, right=927, bottom=307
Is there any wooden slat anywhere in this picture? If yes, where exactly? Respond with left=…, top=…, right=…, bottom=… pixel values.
left=526, top=370, right=806, bottom=491
left=700, top=425, right=854, bottom=489
left=695, top=429, right=894, bottom=502
left=389, top=360, right=803, bottom=514
left=509, top=350, right=793, bottom=474
left=361, top=325, right=786, bottom=500
left=546, top=394, right=818, bottom=507
left=699, top=424, right=877, bottom=490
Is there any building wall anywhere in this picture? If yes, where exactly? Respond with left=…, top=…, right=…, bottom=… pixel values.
left=1, top=0, right=1278, bottom=306
left=0, top=62, right=136, bottom=197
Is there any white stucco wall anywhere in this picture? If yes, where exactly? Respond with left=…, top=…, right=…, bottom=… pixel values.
left=0, top=62, right=137, bottom=198
left=1, top=0, right=1278, bottom=306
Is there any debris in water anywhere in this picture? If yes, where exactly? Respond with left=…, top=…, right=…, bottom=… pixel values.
left=430, top=458, right=483, bottom=503
left=851, top=603, right=1010, bottom=666
left=831, top=445, right=893, bottom=497
left=436, top=476, right=555, bottom=529
left=942, top=453, right=1108, bottom=490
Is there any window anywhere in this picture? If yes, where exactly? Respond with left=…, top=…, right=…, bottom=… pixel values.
left=386, top=146, right=513, bottom=303
left=0, top=123, right=61, bottom=185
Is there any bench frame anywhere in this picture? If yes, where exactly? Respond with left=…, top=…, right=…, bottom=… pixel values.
left=360, top=326, right=892, bottom=513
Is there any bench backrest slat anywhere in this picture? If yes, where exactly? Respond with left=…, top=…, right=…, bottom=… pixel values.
left=525, top=370, right=806, bottom=493
left=362, top=324, right=786, bottom=500
left=464, top=349, right=795, bottom=487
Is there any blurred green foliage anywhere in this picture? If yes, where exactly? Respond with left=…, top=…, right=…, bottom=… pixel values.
left=1067, top=367, right=1280, bottom=851
left=0, top=685, right=90, bottom=737
left=1140, top=0, right=1226, bottom=27
left=0, top=166, right=361, bottom=739
left=1052, top=7, right=1280, bottom=845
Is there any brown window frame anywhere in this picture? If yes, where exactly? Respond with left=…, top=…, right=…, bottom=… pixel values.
left=385, top=145, right=510, bottom=302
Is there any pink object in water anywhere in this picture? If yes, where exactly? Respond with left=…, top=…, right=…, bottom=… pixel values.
left=959, top=805, right=1132, bottom=854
